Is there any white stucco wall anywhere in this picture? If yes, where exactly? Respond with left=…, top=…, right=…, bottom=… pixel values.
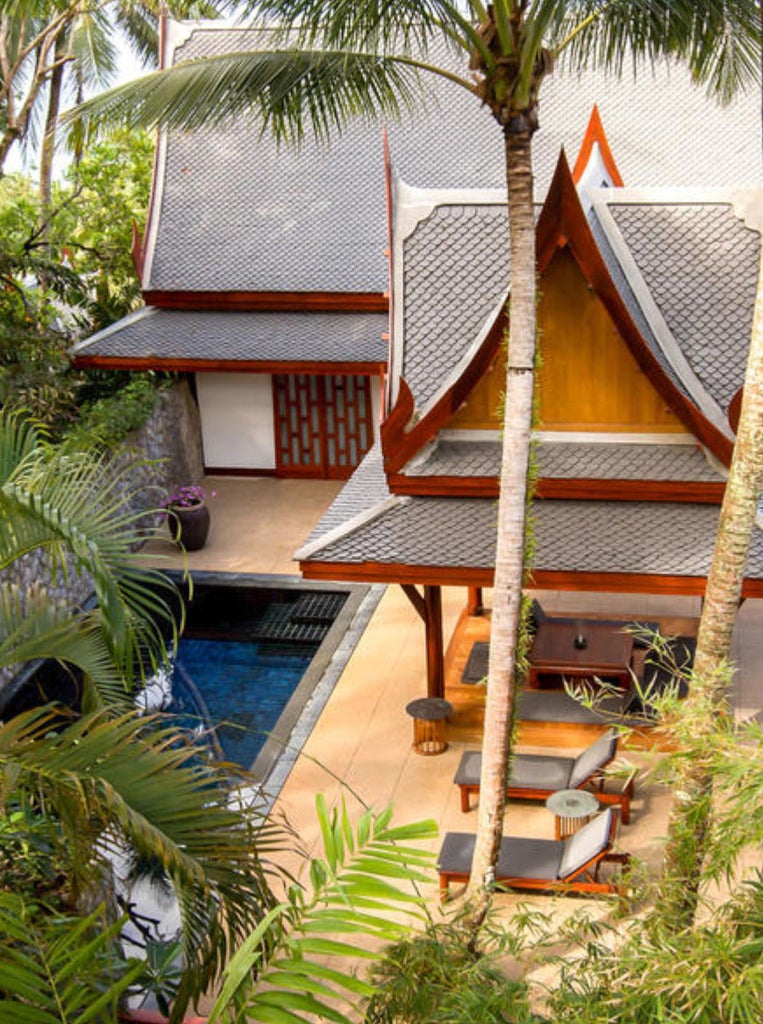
left=196, top=372, right=276, bottom=470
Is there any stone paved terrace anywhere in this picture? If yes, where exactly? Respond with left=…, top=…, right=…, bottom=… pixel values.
left=142, top=476, right=763, bottom=942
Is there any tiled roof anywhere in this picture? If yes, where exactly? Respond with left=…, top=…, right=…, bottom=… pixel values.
left=301, top=446, right=391, bottom=547
left=587, top=209, right=691, bottom=400
left=405, top=439, right=723, bottom=482
left=71, top=307, right=387, bottom=364
left=606, top=202, right=758, bottom=416
left=299, top=488, right=763, bottom=580
left=145, top=24, right=759, bottom=294
left=402, top=204, right=509, bottom=408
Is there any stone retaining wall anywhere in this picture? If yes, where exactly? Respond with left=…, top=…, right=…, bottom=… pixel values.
left=0, top=380, right=204, bottom=684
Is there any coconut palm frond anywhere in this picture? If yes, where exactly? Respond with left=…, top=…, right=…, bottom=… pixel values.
left=556, top=0, right=760, bottom=101
left=251, top=0, right=475, bottom=54
left=0, top=583, right=127, bottom=708
left=209, top=795, right=437, bottom=1024
left=0, top=892, right=144, bottom=1024
left=69, top=47, right=434, bottom=144
left=0, top=707, right=288, bottom=1005
left=0, top=410, right=180, bottom=678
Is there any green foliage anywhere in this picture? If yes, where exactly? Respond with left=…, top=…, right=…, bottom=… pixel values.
left=208, top=796, right=438, bottom=1024
left=0, top=892, right=143, bottom=1024
left=550, top=872, right=763, bottom=1023
left=365, top=916, right=535, bottom=1024
left=67, top=373, right=171, bottom=447
left=0, top=132, right=158, bottom=439
left=0, top=410, right=179, bottom=694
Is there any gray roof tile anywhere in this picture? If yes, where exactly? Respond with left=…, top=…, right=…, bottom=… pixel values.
left=588, top=208, right=691, bottom=399
left=300, top=493, right=763, bottom=580
left=406, top=439, right=722, bottom=482
left=402, top=204, right=509, bottom=408
left=146, top=25, right=760, bottom=294
left=72, top=308, right=387, bottom=363
left=608, top=203, right=758, bottom=414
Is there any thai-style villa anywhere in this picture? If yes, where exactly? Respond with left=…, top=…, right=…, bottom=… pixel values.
left=72, top=21, right=763, bottom=700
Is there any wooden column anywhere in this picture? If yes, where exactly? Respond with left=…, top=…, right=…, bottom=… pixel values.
left=400, top=584, right=445, bottom=698
left=467, top=586, right=484, bottom=616
left=424, top=585, right=444, bottom=698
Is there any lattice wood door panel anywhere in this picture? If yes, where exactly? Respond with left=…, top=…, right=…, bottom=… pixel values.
left=273, top=374, right=373, bottom=478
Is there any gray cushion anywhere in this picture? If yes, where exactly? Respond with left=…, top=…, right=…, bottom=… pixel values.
left=558, top=809, right=613, bottom=878
left=453, top=750, right=574, bottom=791
left=568, top=730, right=618, bottom=788
left=438, top=831, right=564, bottom=882
left=517, top=689, right=631, bottom=723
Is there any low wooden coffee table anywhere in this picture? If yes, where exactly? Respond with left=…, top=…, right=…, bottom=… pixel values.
left=528, top=621, right=634, bottom=690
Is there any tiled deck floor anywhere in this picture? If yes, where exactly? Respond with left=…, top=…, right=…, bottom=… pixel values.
left=143, top=476, right=763, bottom=915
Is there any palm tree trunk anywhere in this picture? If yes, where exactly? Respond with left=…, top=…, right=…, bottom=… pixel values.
left=39, top=32, right=67, bottom=225
left=659, top=234, right=763, bottom=928
left=465, top=124, right=536, bottom=923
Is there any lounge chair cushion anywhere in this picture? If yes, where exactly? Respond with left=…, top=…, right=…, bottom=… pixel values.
left=558, top=809, right=613, bottom=878
left=517, top=688, right=632, bottom=724
left=568, top=729, right=618, bottom=788
left=437, top=810, right=613, bottom=885
left=454, top=749, right=576, bottom=792
left=438, top=832, right=565, bottom=882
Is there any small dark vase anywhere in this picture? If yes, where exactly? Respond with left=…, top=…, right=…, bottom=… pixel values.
left=168, top=501, right=210, bottom=551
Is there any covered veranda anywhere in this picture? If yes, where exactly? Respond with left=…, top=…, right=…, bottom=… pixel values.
left=294, top=454, right=763, bottom=705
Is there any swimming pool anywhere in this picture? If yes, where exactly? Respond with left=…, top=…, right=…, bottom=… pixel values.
left=160, top=572, right=375, bottom=786
left=6, top=572, right=379, bottom=796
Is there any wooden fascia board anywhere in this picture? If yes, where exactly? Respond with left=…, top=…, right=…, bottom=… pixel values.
left=380, top=312, right=508, bottom=474
left=572, top=105, right=624, bottom=187
left=537, top=153, right=734, bottom=466
left=142, top=290, right=389, bottom=313
left=387, top=475, right=726, bottom=503
left=70, top=355, right=387, bottom=375
left=300, top=559, right=763, bottom=597
left=299, top=560, right=494, bottom=587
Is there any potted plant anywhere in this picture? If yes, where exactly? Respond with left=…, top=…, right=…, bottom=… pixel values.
left=163, top=484, right=213, bottom=551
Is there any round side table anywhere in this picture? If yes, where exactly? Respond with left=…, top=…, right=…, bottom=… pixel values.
left=545, top=788, right=600, bottom=839
left=405, top=697, right=453, bottom=755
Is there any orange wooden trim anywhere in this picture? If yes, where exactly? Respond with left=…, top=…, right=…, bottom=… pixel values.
left=535, top=478, right=726, bottom=504
left=300, top=560, right=493, bottom=587
left=572, top=105, right=624, bottom=187
left=302, top=560, right=763, bottom=597
left=143, top=290, right=389, bottom=313
left=389, top=474, right=499, bottom=497
left=71, top=355, right=386, bottom=375
left=381, top=307, right=508, bottom=473
left=536, top=153, right=734, bottom=466
left=728, top=387, right=743, bottom=433
left=388, top=475, right=725, bottom=503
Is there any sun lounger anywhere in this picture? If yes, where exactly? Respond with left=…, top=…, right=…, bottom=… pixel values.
left=454, top=729, right=633, bottom=821
left=437, top=808, right=627, bottom=898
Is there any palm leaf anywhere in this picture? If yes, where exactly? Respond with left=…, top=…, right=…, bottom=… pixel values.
left=209, top=797, right=436, bottom=1024
left=0, top=893, right=143, bottom=1024
left=0, top=409, right=180, bottom=681
left=0, top=708, right=288, bottom=1010
left=68, top=44, right=475, bottom=144
left=0, top=584, right=127, bottom=708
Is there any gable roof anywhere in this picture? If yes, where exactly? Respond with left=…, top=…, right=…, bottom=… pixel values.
left=380, top=154, right=758, bottom=482
left=140, top=21, right=760, bottom=299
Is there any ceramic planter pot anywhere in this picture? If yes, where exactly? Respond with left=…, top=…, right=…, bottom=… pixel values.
left=167, top=501, right=210, bottom=551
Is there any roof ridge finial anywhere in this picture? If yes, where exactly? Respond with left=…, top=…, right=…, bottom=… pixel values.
left=572, top=104, right=624, bottom=189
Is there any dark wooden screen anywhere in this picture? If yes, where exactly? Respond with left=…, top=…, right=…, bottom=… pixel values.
left=274, top=374, right=373, bottom=478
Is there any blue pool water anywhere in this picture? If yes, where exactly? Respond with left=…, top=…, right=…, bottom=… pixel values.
left=170, top=637, right=316, bottom=769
